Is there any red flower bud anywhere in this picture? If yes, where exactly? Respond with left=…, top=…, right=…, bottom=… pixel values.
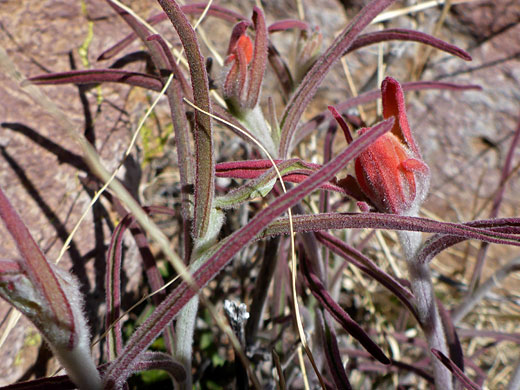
left=224, top=23, right=252, bottom=105
left=333, top=77, right=430, bottom=215
left=226, top=34, right=254, bottom=66
left=223, top=7, right=268, bottom=111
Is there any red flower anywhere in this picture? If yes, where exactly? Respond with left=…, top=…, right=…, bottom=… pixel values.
left=223, top=8, right=268, bottom=112
left=224, top=25, right=253, bottom=105
left=332, top=77, right=430, bottom=215
left=226, top=34, right=254, bottom=66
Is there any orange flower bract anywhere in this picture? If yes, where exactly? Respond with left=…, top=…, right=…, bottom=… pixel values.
left=335, top=77, right=430, bottom=215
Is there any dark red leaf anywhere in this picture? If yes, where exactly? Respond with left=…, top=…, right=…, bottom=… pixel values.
left=279, top=0, right=396, bottom=157
left=347, top=29, right=471, bottom=61
left=28, top=69, right=163, bottom=91
left=431, top=349, right=481, bottom=390
left=302, top=253, right=390, bottom=364
left=268, top=19, right=309, bottom=33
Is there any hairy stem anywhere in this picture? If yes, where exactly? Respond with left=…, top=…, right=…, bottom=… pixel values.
left=399, top=230, right=452, bottom=390
left=175, top=209, right=225, bottom=389
left=175, top=296, right=199, bottom=390
left=54, top=345, right=102, bottom=390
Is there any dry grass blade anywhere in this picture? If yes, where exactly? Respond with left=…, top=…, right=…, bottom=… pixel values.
left=371, top=0, right=478, bottom=24
left=56, top=73, right=174, bottom=264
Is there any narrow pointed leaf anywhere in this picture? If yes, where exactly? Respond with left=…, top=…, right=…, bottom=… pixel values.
left=268, top=19, right=309, bottom=33
left=346, top=29, right=471, bottom=60
left=317, top=310, right=353, bottom=389
left=98, top=3, right=245, bottom=61
left=261, top=213, right=520, bottom=247
left=0, top=375, right=81, bottom=390
left=245, top=236, right=280, bottom=345
left=105, top=0, right=173, bottom=76
left=104, top=1, right=196, bottom=269
left=147, top=34, right=191, bottom=96
left=245, top=7, right=268, bottom=108
left=279, top=0, right=395, bottom=157
left=315, top=231, right=418, bottom=319
left=0, top=187, right=74, bottom=342
left=157, top=0, right=214, bottom=239
left=216, top=159, right=321, bottom=178
left=106, top=206, right=178, bottom=360
left=302, top=253, right=390, bottom=364
left=214, top=159, right=346, bottom=208
left=28, top=69, right=162, bottom=91
left=417, top=218, right=520, bottom=264
left=146, top=33, right=194, bottom=226
left=431, top=349, right=481, bottom=390
left=437, top=300, right=464, bottom=371
left=105, top=221, right=125, bottom=360
left=129, top=352, right=186, bottom=383
left=294, top=81, right=481, bottom=151
left=0, top=188, right=101, bottom=389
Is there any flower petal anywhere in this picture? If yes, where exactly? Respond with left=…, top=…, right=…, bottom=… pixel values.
left=382, top=76, right=420, bottom=156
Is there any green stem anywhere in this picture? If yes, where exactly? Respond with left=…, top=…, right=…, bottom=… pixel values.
left=54, top=345, right=102, bottom=390
left=175, top=297, right=199, bottom=390
left=175, top=209, right=225, bottom=388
